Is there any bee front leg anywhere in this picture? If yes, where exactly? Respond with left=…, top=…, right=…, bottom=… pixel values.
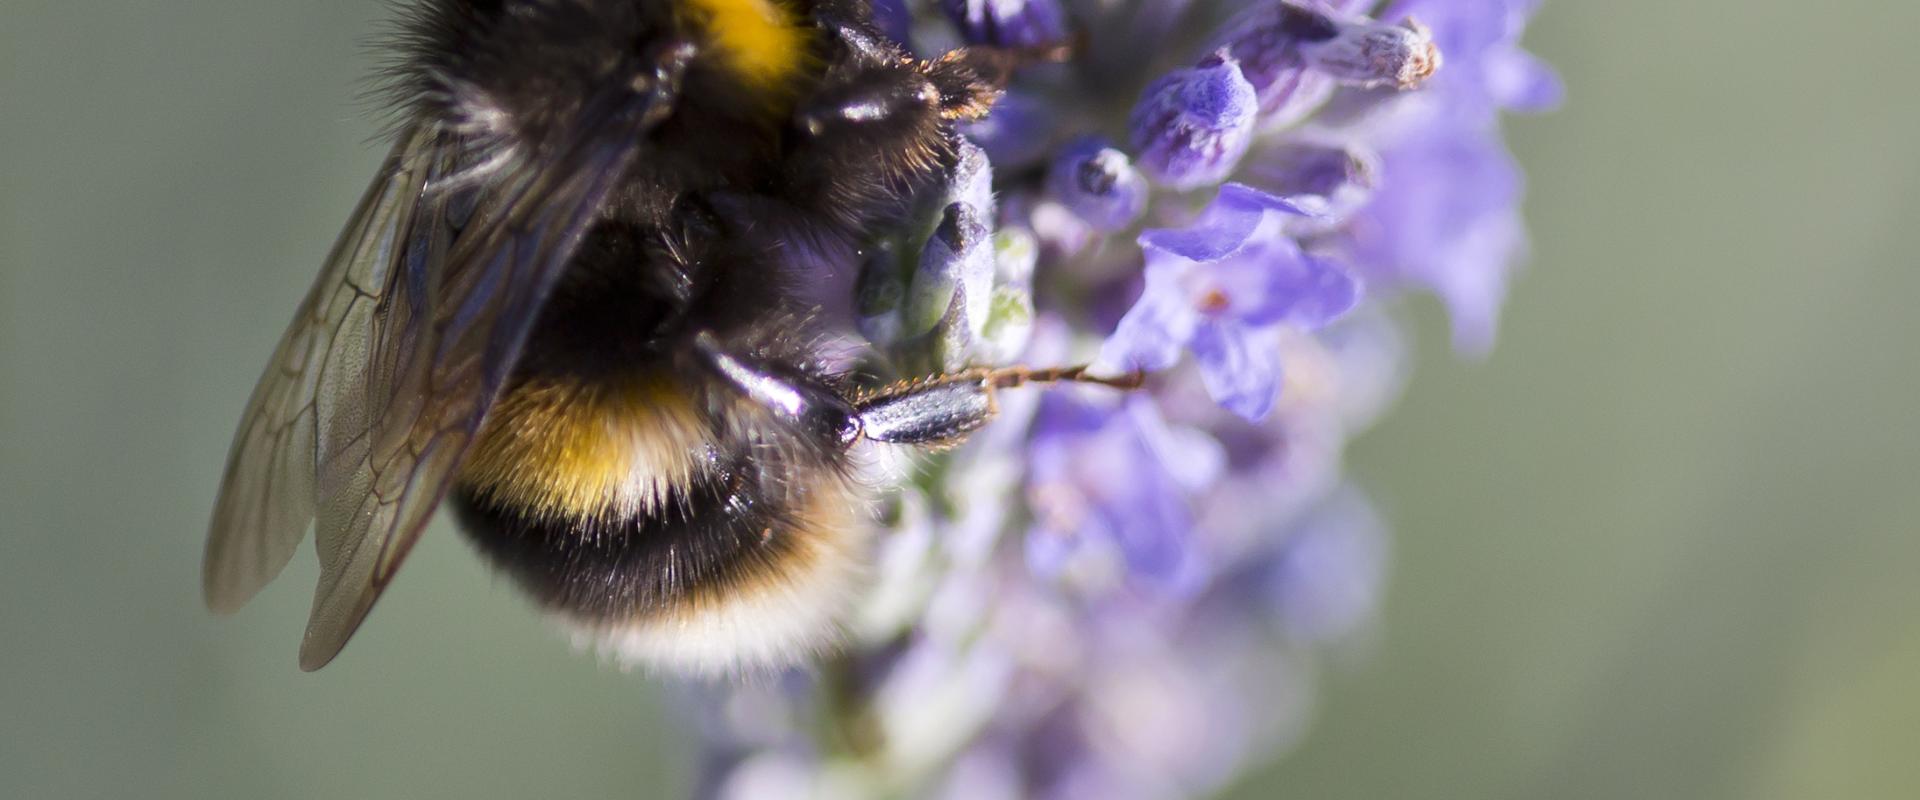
left=694, top=331, right=1142, bottom=451
left=691, top=332, right=863, bottom=447
left=853, top=366, right=1143, bottom=448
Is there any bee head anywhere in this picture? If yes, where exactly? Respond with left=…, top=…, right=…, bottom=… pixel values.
left=781, top=16, right=1002, bottom=227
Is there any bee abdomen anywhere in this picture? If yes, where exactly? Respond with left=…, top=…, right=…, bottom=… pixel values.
left=451, top=437, right=873, bottom=673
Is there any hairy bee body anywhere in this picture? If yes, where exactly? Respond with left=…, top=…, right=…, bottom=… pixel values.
left=450, top=213, right=876, bottom=672
left=202, top=0, right=1084, bottom=673
left=412, top=0, right=978, bottom=671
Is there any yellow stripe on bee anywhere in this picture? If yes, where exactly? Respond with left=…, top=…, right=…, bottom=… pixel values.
left=461, top=373, right=713, bottom=521
left=679, top=0, right=811, bottom=90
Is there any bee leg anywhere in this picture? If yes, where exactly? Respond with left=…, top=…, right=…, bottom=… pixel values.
left=693, top=332, right=1143, bottom=451
left=691, top=332, right=863, bottom=447
left=854, top=366, right=1143, bottom=448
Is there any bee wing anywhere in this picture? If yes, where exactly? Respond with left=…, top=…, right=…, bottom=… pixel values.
left=206, top=84, right=673, bottom=671
left=203, top=127, right=435, bottom=616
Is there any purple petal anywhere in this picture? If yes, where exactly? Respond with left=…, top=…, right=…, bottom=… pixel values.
left=1104, top=479, right=1204, bottom=592
left=1100, top=251, right=1205, bottom=371
left=1186, top=235, right=1357, bottom=329
left=1351, top=124, right=1523, bottom=354
left=1277, top=252, right=1362, bottom=329
left=1100, top=288, right=1194, bottom=372
left=1138, top=184, right=1308, bottom=263
left=1023, top=395, right=1207, bottom=592
left=1124, top=397, right=1225, bottom=492
left=1190, top=322, right=1281, bottom=420
left=1490, top=49, right=1564, bottom=112
left=1218, top=182, right=1317, bottom=217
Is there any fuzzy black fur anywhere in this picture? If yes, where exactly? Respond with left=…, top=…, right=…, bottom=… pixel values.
left=393, top=0, right=995, bottom=628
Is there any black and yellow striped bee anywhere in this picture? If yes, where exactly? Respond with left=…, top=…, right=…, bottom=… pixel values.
left=203, top=0, right=1130, bottom=673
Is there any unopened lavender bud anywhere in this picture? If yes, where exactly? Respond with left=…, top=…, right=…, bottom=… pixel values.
left=1129, top=51, right=1258, bottom=191
left=1046, top=138, right=1149, bottom=232
left=1211, top=1, right=1333, bottom=108
left=930, top=281, right=980, bottom=372
left=1260, top=143, right=1376, bottom=197
left=906, top=203, right=996, bottom=342
left=1301, top=17, right=1440, bottom=90
left=939, top=0, right=1069, bottom=48
left=1248, top=142, right=1378, bottom=219
left=945, top=138, right=997, bottom=223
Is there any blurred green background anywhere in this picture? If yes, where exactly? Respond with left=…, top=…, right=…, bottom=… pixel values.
left=4, top=1, right=1917, bottom=798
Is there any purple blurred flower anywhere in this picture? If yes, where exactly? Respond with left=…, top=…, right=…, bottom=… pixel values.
left=1267, top=487, right=1389, bottom=644
left=1103, top=185, right=1359, bottom=420
left=1025, top=395, right=1219, bottom=592
left=1348, top=125, right=1524, bottom=354
left=963, top=90, right=1056, bottom=171
left=1129, top=52, right=1259, bottom=190
left=940, top=0, right=1069, bottom=48
left=1388, top=0, right=1563, bottom=116
left=1336, top=0, right=1558, bottom=353
left=870, top=0, right=914, bottom=47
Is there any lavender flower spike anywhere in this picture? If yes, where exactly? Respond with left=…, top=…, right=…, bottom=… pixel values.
left=1025, top=395, right=1218, bottom=591
left=1129, top=51, right=1259, bottom=191
left=692, top=0, right=1555, bottom=795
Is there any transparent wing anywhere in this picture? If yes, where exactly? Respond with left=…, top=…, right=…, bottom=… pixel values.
left=205, top=80, right=675, bottom=671
left=203, top=127, right=436, bottom=614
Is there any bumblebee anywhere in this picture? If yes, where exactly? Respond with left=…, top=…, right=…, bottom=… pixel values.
left=203, top=0, right=1129, bottom=673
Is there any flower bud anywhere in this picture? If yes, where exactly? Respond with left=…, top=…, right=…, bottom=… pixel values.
left=944, top=138, right=997, bottom=223
left=1247, top=142, right=1379, bottom=220
left=1210, top=0, right=1338, bottom=121
left=1129, top=51, right=1259, bottom=191
left=1045, top=138, right=1149, bottom=232
left=905, top=202, right=996, bottom=346
left=1301, top=17, right=1440, bottom=90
